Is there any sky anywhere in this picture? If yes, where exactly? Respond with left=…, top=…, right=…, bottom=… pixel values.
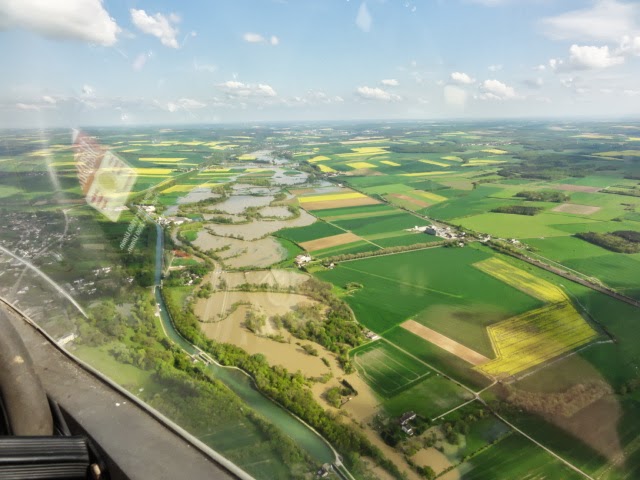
left=0, top=0, right=639, bottom=127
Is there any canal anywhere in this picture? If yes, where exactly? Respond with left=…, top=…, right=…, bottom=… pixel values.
left=152, top=224, right=336, bottom=466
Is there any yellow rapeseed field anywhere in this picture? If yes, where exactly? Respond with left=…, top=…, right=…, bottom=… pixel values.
left=237, top=154, right=256, bottom=160
left=139, top=157, right=187, bottom=162
left=477, top=302, right=598, bottom=377
left=318, top=164, right=337, bottom=173
left=441, top=156, right=463, bottom=162
left=162, top=185, right=197, bottom=193
left=380, top=160, right=400, bottom=166
left=401, top=171, right=452, bottom=177
left=308, top=155, right=331, bottom=163
left=299, top=192, right=365, bottom=203
left=481, top=148, right=508, bottom=154
left=473, top=257, right=566, bottom=303
left=412, top=190, right=448, bottom=203
left=347, top=162, right=377, bottom=169
left=132, top=168, right=174, bottom=175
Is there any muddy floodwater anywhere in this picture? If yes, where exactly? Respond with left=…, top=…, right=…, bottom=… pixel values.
left=219, top=269, right=309, bottom=289
left=177, top=188, right=222, bottom=204
left=193, top=231, right=286, bottom=268
left=205, top=210, right=315, bottom=240
left=260, top=206, right=294, bottom=218
left=214, top=195, right=274, bottom=214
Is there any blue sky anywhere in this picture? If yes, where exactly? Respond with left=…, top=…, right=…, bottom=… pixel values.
left=1, top=0, right=639, bottom=126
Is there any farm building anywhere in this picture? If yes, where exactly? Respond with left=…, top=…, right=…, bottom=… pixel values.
left=295, top=254, right=312, bottom=267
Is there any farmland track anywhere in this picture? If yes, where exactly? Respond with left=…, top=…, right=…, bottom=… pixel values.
left=369, top=340, right=595, bottom=479
left=494, top=248, right=640, bottom=310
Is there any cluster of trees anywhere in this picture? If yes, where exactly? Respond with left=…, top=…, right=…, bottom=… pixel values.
left=602, top=188, right=640, bottom=198
left=324, top=241, right=447, bottom=263
left=576, top=231, right=640, bottom=253
left=515, top=190, right=569, bottom=202
left=243, top=310, right=266, bottom=333
left=271, top=281, right=365, bottom=372
left=492, top=205, right=543, bottom=216
left=160, top=287, right=404, bottom=479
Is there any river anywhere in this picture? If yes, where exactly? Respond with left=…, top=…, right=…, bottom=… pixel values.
left=152, top=224, right=336, bottom=466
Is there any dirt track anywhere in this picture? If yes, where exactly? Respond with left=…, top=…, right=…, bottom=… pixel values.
left=401, top=320, right=490, bottom=366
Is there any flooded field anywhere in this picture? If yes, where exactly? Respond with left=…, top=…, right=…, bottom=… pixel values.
left=260, top=206, right=293, bottom=218
left=177, top=188, right=222, bottom=204
left=220, top=269, right=309, bottom=289
left=412, top=446, right=455, bottom=478
left=214, top=195, right=274, bottom=214
left=205, top=210, right=315, bottom=240
left=193, top=232, right=286, bottom=268
left=231, top=184, right=279, bottom=196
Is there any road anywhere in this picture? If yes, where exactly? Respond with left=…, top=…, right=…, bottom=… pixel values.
left=373, top=338, right=594, bottom=479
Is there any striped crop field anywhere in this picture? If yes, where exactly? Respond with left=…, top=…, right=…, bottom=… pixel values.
left=411, top=190, right=448, bottom=203
left=317, top=164, right=337, bottom=173
left=299, top=192, right=365, bottom=203
left=419, top=159, right=451, bottom=167
left=473, top=258, right=566, bottom=303
left=132, top=168, right=174, bottom=175
left=477, top=301, right=598, bottom=378
left=481, top=148, right=508, bottom=154
left=138, top=157, right=187, bottom=162
left=401, top=171, right=453, bottom=177
left=308, top=155, right=331, bottom=162
left=347, top=162, right=377, bottom=169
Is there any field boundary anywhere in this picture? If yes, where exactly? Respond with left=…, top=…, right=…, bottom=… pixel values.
left=401, top=320, right=490, bottom=366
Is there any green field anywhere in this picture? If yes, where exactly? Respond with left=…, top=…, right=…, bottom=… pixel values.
left=525, top=235, right=640, bottom=298
left=383, top=374, right=472, bottom=419
left=384, top=327, right=492, bottom=389
left=315, top=247, right=540, bottom=335
left=350, top=341, right=432, bottom=397
left=457, top=433, right=584, bottom=479
left=332, top=211, right=424, bottom=236
left=276, top=220, right=343, bottom=243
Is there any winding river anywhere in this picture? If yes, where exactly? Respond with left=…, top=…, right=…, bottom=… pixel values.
left=152, top=224, right=337, bottom=466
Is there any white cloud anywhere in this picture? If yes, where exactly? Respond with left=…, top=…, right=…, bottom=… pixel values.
left=0, top=0, right=119, bottom=46
left=444, top=85, right=467, bottom=108
left=355, top=86, right=400, bottom=101
left=42, top=95, right=56, bottom=104
left=480, top=79, right=517, bottom=100
left=381, top=79, right=399, bottom=87
left=165, top=98, right=206, bottom=113
left=243, top=32, right=279, bottom=46
left=16, top=102, right=41, bottom=111
left=624, top=89, right=640, bottom=96
left=488, top=64, right=503, bottom=72
left=243, top=32, right=265, bottom=43
left=82, top=85, right=94, bottom=96
left=568, top=44, right=624, bottom=69
left=217, top=81, right=277, bottom=98
left=541, top=0, right=640, bottom=43
left=130, top=9, right=179, bottom=48
left=356, top=2, right=372, bottom=32
left=450, top=72, right=475, bottom=85
left=533, top=64, right=546, bottom=71
left=620, top=35, right=640, bottom=55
